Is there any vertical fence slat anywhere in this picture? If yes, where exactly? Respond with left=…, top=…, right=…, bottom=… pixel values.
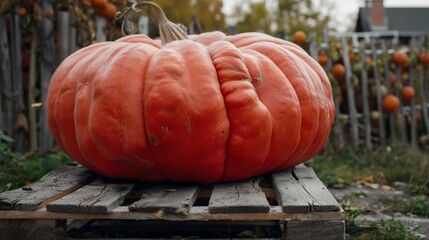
left=0, top=13, right=13, bottom=137
left=38, top=0, right=56, bottom=152
left=419, top=66, right=429, bottom=134
left=360, top=41, right=372, bottom=150
left=395, top=67, right=407, bottom=145
left=409, top=38, right=418, bottom=150
left=325, top=29, right=343, bottom=148
left=58, top=11, right=70, bottom=62
left=28, top=32, right=38, bottom=151
left=381, top=40, right=397, bottom=146
left=10, top=6, right=27, bottom=152
left=340, top=36, right=359, bottom=148
left=96, top=15, right=107, bottom=42
left=371, top=38, right=386, bottom=148
left=69, top=13, right=77, bottom=55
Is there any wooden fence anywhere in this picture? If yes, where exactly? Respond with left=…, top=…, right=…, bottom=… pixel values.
left=1, top=2, right=429, bottom=154
left=315, top=30, right=429, bottom=151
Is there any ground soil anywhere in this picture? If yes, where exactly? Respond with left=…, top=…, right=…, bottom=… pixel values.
left=329, top=182, right=429, bottom=239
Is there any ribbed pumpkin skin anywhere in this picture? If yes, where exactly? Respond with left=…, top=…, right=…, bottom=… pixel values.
left=47, top=32, right=334, bottom=183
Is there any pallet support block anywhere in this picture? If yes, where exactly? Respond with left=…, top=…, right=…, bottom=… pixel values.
left=283, top=220, right=345, bottom=240
left=0, top=219, right=66, bottom=240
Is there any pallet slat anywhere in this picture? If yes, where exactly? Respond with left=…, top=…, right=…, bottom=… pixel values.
left=0, top=165, right=95, bottom=211
left=46, top=178, right=134, bottom=213
left=129, top=184, right=199, bottom=214
left=273, top=167, right=340, bottom=213
left=208, top=179, right=270, bottom=213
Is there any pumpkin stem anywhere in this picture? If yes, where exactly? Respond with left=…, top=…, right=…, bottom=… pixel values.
left=115, top=0, right=188, bottom=45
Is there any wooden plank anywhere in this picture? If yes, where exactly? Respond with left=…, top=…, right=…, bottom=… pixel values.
left=395, top=63, right=407, bottom=145
left=28, top=31, right=38, bottom=151
left=47, top=178, right=134, bottom=213
left=419, top=66, right=429, bottom=133
left=273, top=168, right=340, bottom=213
left=95, top=15, right=106, bottom=42
left=0, top=165, right=95, bottom=211
left=371, top=37, right=386, bottom=148
left=10, top=6, right=26, bottom=153
left=129, top=184, right=199, bottom=214
left=284, top=220, right=345, bottom=240
left=0, top=206, right=345, bottom=222
left=340, top=36, right=359, bottom=148
left=381, top=40, right=397, bottom=146
left=360, top=41, right=372, bottom=150
left=37, top=0, right=56, bottom=152
left=208, top=179, right=270, bottom=213
left=0, top=13, right=13, bottom=137
left=0, top=220, right=66, bottom=240
left=57, top=10, right=70, bottom=62
left=409, top=38, right=418, bottom=150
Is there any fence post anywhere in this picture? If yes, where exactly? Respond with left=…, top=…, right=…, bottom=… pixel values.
left=10, top=6, right=27, bottom=152
left=409, top=38, right=418, bottom=150
left=381, top=40, right=397, bottom=147
left=0, top=13, right=13, bottom=137
left=37, top=0, right=56, bottom=152
left=340, top=36, right=359, bottom=148
left=370, top=37, right=386, bottom=148
left=359, top=41, right=372, bottom=150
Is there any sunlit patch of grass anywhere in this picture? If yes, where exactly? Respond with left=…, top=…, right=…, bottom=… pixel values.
left=308, top=146, right=429, bottom=188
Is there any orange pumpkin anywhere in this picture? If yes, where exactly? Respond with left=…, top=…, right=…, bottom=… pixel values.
left=392, top=51, right=408, bottom=68
left=292, top=31, right=307, bottom=44
left=46, top=2, right=334, bottom=183
left=382, top=95, right=400, bottom=113
left=332, top=63, right=345, bottom=80
left=401, top=86, right=416, bottom=101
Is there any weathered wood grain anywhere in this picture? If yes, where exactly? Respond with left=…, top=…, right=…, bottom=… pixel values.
left=0, top=166, right=95, bottom=211
left=208, top=179, right=270, bottom=213
left=10, top=6, right=27, bottom=153
left=0, top=206, right=344, bottom=222
left=284, top=220, right=345, bottom=240
left=273, top=167, right=340, bottom=213
left=0, top=13, right=13, bottom=137
left=360, top=41, right=372, bottom=150
left=47, top=178, right=134, bottom=213
left=0, top=219, right=66, bottom=240
left=129, top=184, right=199, bottom=214
left=381, top=40, right=397, bottom=146
left=95, top=15, right=106, bottom=42
left=37, top=0, right=56, bottom=152
left=371, top=37, right=386, bottom=148
left=341, top=36, right=359, bottom=148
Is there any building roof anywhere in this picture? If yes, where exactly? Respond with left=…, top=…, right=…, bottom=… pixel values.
left=356, top=7, right=429, bottom=34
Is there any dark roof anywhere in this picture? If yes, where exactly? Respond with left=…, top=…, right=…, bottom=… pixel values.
left=356, top=7, right=429, bottom=33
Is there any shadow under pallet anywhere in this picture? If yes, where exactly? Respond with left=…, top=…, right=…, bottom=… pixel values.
left=0, top=163, right=345, bottom=239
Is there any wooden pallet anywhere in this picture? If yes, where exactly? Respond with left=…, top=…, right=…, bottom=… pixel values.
left=0, top=163, right=344, bottom=240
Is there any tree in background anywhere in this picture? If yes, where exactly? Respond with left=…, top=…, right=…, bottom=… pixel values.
left=229, top=0, right=334, bottom=36
left=144, top=0, right=226, bottom=35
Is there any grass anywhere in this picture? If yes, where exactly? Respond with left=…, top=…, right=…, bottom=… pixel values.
left=0, top=142, right=72, bottom=193
left=308, top=145, right=428, bottom=239
left=308, top=146, right=429, bottom=190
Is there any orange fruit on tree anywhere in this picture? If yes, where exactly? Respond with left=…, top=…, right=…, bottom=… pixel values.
left=419, top=53, right=429, bottom=65
left=392, top=51, right=408, bottom=67
left=382, top=95, right=400, bottom=113
left=92, top=0, right=108, bottom=9
left=389, top=72, right=396, bottom=87
left=292, top=31, right=306, bottom=44
left=332, top=63, right=345, bottom=79
left=18, top=7, right=27, bottom=16
left=102, top=3, right=117, bottom=19
left=318, top=53, right=328, bottom=66
left=401, top=86, right=416, bottom=101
